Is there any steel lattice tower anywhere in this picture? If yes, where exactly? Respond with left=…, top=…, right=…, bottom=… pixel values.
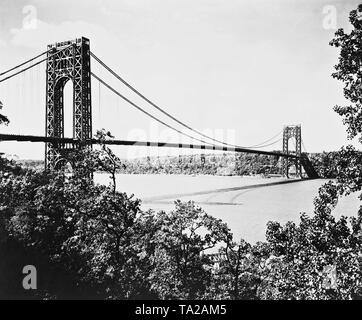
left=282, top=125, right=302, bottom=177
left=45, top=37, right=92, bottom=170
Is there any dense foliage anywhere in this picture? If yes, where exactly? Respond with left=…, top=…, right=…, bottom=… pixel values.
left=1, top=150, right=362, bottom=299
left=117, top=151, right=358, bottom=179
left=116, top=153, right=282, bottom=176
left=0, top=158, right=236, bottom=299
left=18, top=151, right=350, bottom=179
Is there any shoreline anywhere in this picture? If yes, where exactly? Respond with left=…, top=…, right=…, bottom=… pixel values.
left=95, top=172, right=286, bottom=179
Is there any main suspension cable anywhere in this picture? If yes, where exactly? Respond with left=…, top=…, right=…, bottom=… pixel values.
left=90, top=51, right=276, bottom=150
left=248, top=130, right=282, bottom=148
left=0, top=48, right=285, bottom=152
left=0, top=45, right=73, bottom=83
left=0, top=50, right=48, bottom=77
left=257, top=137, right=282, bottom=148
left=91, top=72, right=223, bottom=147
left=0, top=56, right=48, bottom=83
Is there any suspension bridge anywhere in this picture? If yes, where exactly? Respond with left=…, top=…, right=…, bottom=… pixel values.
left=0, top=37, right=318, bottom=178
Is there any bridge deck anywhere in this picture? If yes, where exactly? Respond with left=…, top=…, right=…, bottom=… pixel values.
left=0, top=133, right=298, bottom=159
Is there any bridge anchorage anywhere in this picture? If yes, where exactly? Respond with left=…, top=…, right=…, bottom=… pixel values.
left=0, top=37, right=319, bottom=179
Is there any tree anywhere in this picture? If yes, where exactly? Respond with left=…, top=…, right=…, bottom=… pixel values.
left=309, top=152, right=342, bottom=178
left=0, top=158, right=159, bottom=299
left=148, top=200, right=231, bottom=299
left=330, top=4, right=362, bottom=144
left=328, top=4, right=362, bottom=220
left=94, top=129, right=123, bottom=194
left=211, top=239, right=263, bottom=300
left=261, top=181, right=362, bottom=299
left=0, top=101, right=9, bottom=126
left=256, top=6, right=362, bottom=299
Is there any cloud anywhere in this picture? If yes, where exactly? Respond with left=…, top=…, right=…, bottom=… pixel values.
left=0, top=39, right=6, bottom=47
left=10, top=19, right=121, bottom=51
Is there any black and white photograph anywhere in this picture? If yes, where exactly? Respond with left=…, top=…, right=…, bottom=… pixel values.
left=0, top=0, right=362, bottom=310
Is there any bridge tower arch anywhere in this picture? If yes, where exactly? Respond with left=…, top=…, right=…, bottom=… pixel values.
left=282, top=124, right=302, bottom=178
left=45, top=37, right=92, bottom=170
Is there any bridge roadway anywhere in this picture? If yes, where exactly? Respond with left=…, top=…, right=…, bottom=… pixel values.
left=0, top=133, right=298, bottom=159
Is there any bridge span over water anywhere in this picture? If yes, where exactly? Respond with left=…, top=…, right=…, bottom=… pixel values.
left=0, top=37, right=318, bottom=179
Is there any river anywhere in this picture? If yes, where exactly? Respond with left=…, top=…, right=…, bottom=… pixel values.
left=94, top=174, right=360, bottom=243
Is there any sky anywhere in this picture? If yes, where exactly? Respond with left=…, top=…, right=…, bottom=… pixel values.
left=0, top=0, right=361, bottom=160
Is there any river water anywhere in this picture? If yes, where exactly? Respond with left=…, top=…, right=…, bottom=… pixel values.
left=94, top=174, right=360, bottom=243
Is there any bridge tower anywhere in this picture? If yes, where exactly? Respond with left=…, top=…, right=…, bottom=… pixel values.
left=45, top=37, right=92, bottom=170
left=282, top=125, right=302, bottom=177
